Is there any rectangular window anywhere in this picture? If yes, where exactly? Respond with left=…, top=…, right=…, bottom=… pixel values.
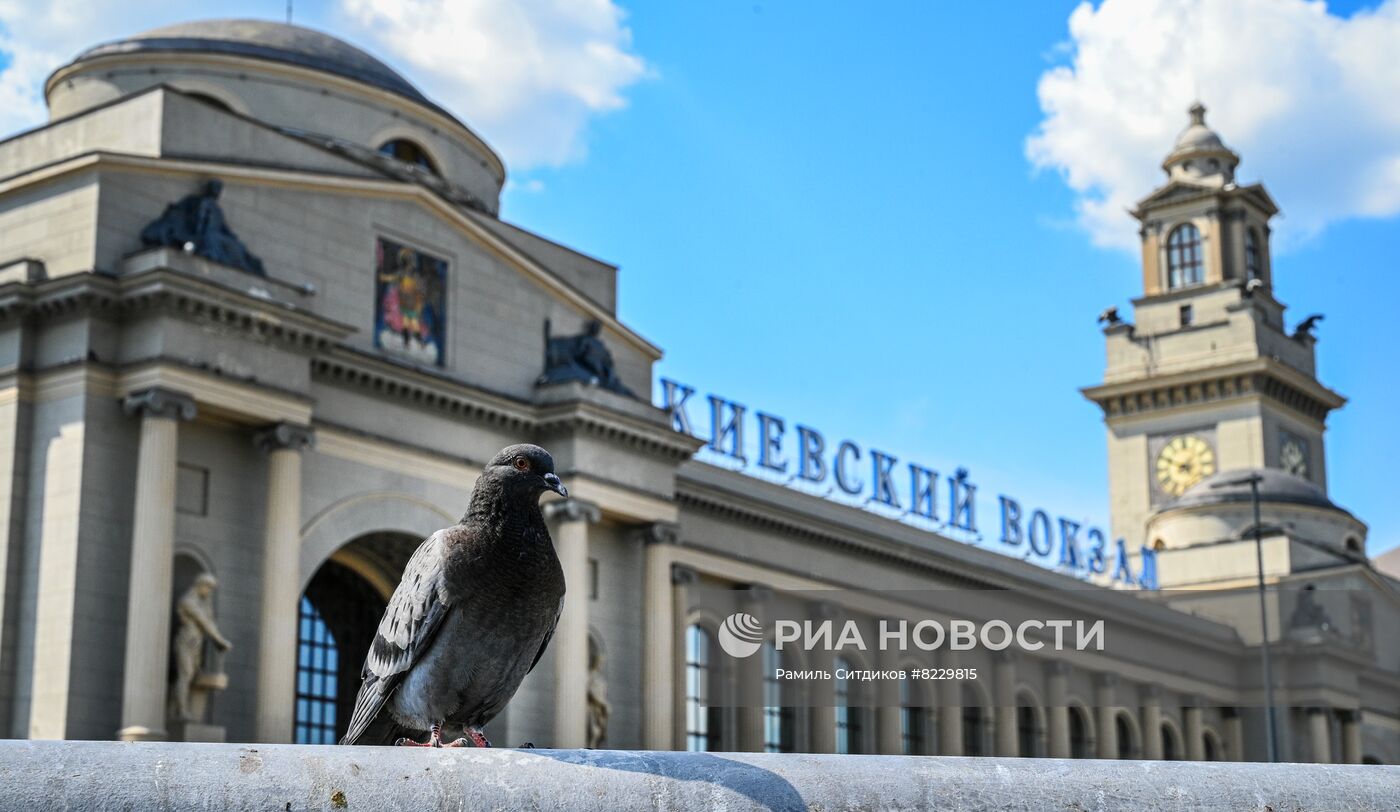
left=1179, top=304, right=1193, bottom=327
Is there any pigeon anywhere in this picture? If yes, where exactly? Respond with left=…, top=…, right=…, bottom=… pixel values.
left=340, top=443, right=568, bottom=748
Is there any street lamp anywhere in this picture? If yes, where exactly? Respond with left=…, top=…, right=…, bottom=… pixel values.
left=1212, top=472, right=1278, bottom=763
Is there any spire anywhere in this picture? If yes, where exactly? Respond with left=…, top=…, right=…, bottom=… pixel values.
left=1162, top=100, right=1239, bottom=186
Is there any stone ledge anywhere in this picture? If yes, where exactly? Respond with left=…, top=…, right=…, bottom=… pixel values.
left=0, top=740, right=1396, bottom=811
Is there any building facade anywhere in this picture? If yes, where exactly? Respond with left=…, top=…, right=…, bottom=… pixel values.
left=0, top=20, right=1394, bottom=763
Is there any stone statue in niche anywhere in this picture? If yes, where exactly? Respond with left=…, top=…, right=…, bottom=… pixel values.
left=1287, top=583, right=1335, bottom=641
left=538, top=319, right=636, bottom=397
left=586, top=639, right=610, bottom=748
left=140, top=179, right=266, bottom=275
left=169, top=573, right=232, bottom=732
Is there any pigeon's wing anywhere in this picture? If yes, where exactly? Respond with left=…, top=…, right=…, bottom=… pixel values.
left=525, top=595, right=564, bottom=676
left=340, top=529, right=454, bottom=745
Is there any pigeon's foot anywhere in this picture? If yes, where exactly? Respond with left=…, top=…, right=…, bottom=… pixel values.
left=396, top=723, right=447, bottom=747
left=518, top=742, right=536, bottom=749
left=464, top=727, right=491, bottom=748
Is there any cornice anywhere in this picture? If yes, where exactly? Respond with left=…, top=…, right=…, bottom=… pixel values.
left=1082, top=358, right=1345, bottom=424
left=536, top=399, right=702, bottom=462
left=0, top=268, right=354, bottom=352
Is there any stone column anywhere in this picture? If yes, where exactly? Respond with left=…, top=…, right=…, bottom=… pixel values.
left=809, top=603, right=839, bottom=754
left=1223, top=707, right=1244, bottom=762
left=1340, top=710, right=1362, bottom=764
left=1095, top=674, right=1118, bottom=759
left=640, top=524, right=679, bottom=750
left=1184, top=704, right=1204, bottom=761
left=1046, top=662, right=1070, bottom=759
left=118, top=388, right=196, bottom=742
left=1141, top=686, right=1163, bottom=760
left=938, top=676, right=963, bottom=756
left=993, top=653, right=1017, bottom=757
left=542, top=500, right=600, bottom=750
left=736, top=585, right=772, bottom=753
left=253, top=423, right=313, bottom=744
left=670, top=564, right=697, bottom=749
left=1307, top=707, right=1332, bottom=764
left=875, top=644, right=902, bottom=755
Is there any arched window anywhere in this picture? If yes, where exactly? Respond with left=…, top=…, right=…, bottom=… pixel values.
left=1245, top=228, right=1263, bottom=281
left=762, top=642, right=795, bottom=753
left=834, top=656, right=864, bottom=754
left=1161, top=722, right=1180, bottom=760
left=1116, top=712, right=1137, bottom=759
left=295, top=596, right=339, bottom=744
left=378, top=139, right=439, bottom=174
left=186, top=92, right=233, bottom=113
left=1166, top=223, right=1203, bottom=289
left=1203, top=729, right=1223, bottom=761
left=962, top=685, right=986, bottom=756
left=1069, top=705, right=1092, bottom=758
left=1016, top=696, right=1043, bottom=757
left=685, top=625, right=718, bottom=751
left=900, top=676, right=927, bottom=755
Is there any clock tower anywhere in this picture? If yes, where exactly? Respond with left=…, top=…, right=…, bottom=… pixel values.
left=1081, top=103, right=1351, bottom=562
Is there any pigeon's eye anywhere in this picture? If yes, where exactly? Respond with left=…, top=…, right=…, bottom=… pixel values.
left=513, top=456, right=530, bottom=472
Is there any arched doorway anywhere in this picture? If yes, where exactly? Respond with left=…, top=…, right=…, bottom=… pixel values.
left=295, top=531, right=421, bottom=743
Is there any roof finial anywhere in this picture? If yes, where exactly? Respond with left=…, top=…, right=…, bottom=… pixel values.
left=1189, top=101, right=1207, bottom=127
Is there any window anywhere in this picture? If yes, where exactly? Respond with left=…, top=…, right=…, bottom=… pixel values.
left=762, top=643, right=795, bottom=753
left=1179, top=304, right=1193, bottom=327
left=187, top=92, right=233, bottom=112
left=1245, top=228, right=1263, bottom=281
left=685, top=625, right=716, bottom=751
left=962, top=685, right=986, bottom=756
left=1017, top=700, right=1042, bottom=757
left=834, top=657, right=863, bottom=753
left=900, top=676, right=927, bottom=755
left=1069, top=706, right=1091, bottom=758
left=1166, top=223, right=1203, bottom=289
left=1162, top=723, right=1179, bottom=760
left=295, top=596, right=339, bottom=744
left=1115, top=713, right=1136, bottom=759
left=378, top=139, right=438, bottom=174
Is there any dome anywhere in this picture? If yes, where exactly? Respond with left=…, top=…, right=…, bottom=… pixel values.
left=1162, top=102, right=1239, bottom=184
left=1173, top=468, right=1340, bottom=512
left=71, top=19, right=432, bottom=109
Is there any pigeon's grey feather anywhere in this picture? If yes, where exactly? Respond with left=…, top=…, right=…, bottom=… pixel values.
left=341, top=529, right=452, bottom=746
left=340, top=443, right=567, bottom=746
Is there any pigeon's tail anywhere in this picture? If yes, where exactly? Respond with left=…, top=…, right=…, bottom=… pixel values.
left=340, top=676, right=392, bottom=745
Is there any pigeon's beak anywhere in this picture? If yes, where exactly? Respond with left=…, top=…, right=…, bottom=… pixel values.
left=543, top=472, right=568, bottom=498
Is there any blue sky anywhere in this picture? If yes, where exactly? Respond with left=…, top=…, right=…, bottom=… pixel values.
left=0, top=1, right=1395, bottom=556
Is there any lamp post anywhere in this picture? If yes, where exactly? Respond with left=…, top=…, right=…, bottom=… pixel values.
left=1212, top=472, right=1277, bottom=762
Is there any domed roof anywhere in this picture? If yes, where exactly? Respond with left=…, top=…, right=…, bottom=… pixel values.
left=1162, top=102, right=1239, bottom=183
left=72, top=19, right=431, bottom=108
left=1173, top=468, right=1340, bottom=512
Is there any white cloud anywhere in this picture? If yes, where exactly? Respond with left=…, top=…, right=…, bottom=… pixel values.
left=0, top=1, right=647, bottom=171
left=336, top=0, right=649, bottom=168
left=1027, top=0, right=1400, bottom=251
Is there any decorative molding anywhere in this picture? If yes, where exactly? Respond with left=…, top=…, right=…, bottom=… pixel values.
left=122, top=387, right=196, bottom=421
left=636, top=522, right=680, bottom=546
left=254, top=422, right=315, bottom=453
left=1083, top=361, right=1344, bottom=425
left=542, top=498, right=601, bottom=525
left=671, top=563, right=698, bottom=587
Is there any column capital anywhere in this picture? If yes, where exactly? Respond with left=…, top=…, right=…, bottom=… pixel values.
left=1095, top=672, right=1119, bottom=690
left=1140, top=684, right=1163, bottom=703
left=1337, top=708, right=1360, bottom=723
left=635, top=521, right=680, bottom=546
left=739, top=583, right=774, bottom=605
left=542, top=498, right=601, bottom=524
left=254, top=422, right=315, bottom=453
left=1306, top=705, right=1332, bottom=716
left=1221, top=706, right=1240, bottom=719
left=122, top=387, right=196, bottom=421
left=1045, top=661, right=1071, bottom=678
left=671, top=563, right=698, bottom=587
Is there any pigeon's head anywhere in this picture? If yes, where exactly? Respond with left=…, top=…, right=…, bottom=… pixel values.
left=484, top=443, right=567, bottom=501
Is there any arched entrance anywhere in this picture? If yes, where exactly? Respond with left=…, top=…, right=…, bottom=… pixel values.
left=295, top=531, right=421, bottom=743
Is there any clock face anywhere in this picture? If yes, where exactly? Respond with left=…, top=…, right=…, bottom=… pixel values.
left=1280, top=436, right=1308, bottom=478
left=1155, top=434, right=1216, bottom=496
